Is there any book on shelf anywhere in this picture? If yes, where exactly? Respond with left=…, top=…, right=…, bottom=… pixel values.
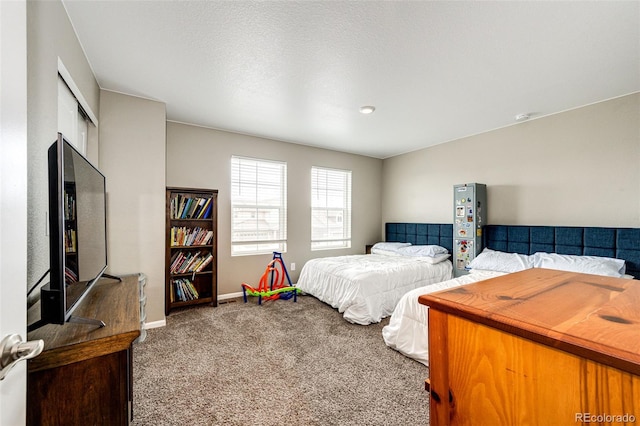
left=194, top=252, right=213, bottom=272
left=169, top=251, right=188, bottom=274
left=64, top=192, right=76, bottom=220
left=196, top=198, right=212, bottom=219
left=64, top=229, right=77, bottom=253
left=174, top=195, right=190, bottom=219
left=177, top=280, right=186, bottom=301
left=169, top=250, right=213, bottom=274
left=197, top=230, right=214, bottom=245
left=171, top=195, right=213, bottom=220
left=185, top=198, right=197, bottom=218
left=172, top=278, right=200, bottom=302
left=200, top=201, right=213, bottom=219
left=64, top=266, right=78, bottom=284
left=174, top=195, right=186, bottom=219
left=180, top=198, right=192, bottom=219
left=187, top=280, right=199, bottom=297
left=190, top=197, right=206, bottom=219
left=181, top=253, right=200, bottom=272
left=170, top=226, right=213, bottom=246
left=169, top=251, right=190, bottom=274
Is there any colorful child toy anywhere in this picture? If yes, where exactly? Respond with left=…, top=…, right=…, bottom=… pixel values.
left=241, top=252, right=300, bottom=304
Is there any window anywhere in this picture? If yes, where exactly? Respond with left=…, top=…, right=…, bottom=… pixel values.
left=231, top=156, right=287, bottom=256
left=58, top=75, right=90, bottom=155
left=311, top=167, right=352, bottom=250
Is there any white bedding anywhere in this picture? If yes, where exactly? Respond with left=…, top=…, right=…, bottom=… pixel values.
left=382, top=270, right=505, bottom=365
left=295, top=254, right=453, bottom=325
left=382, top=246, right=634, bottom=366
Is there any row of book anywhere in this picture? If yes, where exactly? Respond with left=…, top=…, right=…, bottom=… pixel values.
left=64, top=266, right=78, bottom=284
left=171, top=278, right=200, bottom=302
left=64, top=229, right=77, bottom=253
left=64, top=192, right=76, bottom=221
left=170, top=226, right=213, bottom=247
left=171, top=195, right=213, bottom=220
left=169, top=250, right=214, bottom=274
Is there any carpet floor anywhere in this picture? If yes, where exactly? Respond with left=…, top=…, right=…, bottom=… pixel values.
left=132, top=295, right=430, bottom=425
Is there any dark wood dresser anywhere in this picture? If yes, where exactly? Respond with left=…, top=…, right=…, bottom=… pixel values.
left=27, top=274, right=141, bottom=426
left=419, top=268, right=640, bottom=425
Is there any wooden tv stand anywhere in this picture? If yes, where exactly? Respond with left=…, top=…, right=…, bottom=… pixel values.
left=27, top=274, right=141, bottom=426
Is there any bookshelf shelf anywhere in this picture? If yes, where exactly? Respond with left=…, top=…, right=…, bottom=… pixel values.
left=165, top=187, right=218, bottom=315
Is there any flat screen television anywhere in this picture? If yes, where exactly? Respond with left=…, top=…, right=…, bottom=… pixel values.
left=29, top=133, right=111, bottom=330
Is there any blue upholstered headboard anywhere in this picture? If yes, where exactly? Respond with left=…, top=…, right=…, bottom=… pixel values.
left=385, top=223, right=640, bottom=279
left=385, top=223, right=453, bottom=253
left=484, top=225, right=640, bottom=279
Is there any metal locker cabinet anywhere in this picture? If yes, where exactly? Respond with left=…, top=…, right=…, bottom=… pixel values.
left=453, top=183, right=486, bottom=277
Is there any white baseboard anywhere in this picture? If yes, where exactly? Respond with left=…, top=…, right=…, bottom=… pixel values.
left=144, top=319, right=166, bottom=329
left=219, top=291, right=244, bottom=301
left=148, top=293, right=244, bottom=330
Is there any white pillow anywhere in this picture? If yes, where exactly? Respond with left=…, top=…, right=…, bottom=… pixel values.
left=396, top=245, right=448, bottom=258
left=415, top=253, right=451, bottom=264
left=468, top=248, right=533, bottom=273
left=371, top=242, right=411, bottom=251
left=532, top=252, right=626, bottom=278
left=370, top=247, right=402, bottom=256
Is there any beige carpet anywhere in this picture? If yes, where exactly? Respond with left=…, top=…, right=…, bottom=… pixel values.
left=132, top=295, right=430, bottom=425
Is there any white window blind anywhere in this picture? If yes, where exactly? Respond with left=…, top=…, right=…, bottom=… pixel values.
left=231, top=156, right=287, bottom=256
left=58, top=75, right=89, bottom=155
left=311, top=166, right=352, bottom=250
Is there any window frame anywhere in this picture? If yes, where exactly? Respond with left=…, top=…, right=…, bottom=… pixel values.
left=311, top=166, right=352, bottom=251
left=230, top=156, right=287, bottom=256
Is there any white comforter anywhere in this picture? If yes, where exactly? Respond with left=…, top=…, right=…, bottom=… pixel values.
left=382, top=270, right=505, bottom=365
left=296, top=254, right=453, bottom=325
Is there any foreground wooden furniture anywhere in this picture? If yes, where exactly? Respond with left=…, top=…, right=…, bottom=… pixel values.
left=27, top=274, right=141, bottom=426
left=419, top=268, right=640, bottom=426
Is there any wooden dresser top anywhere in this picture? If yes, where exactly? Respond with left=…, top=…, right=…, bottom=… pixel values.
left=27, top=274, right=141, bottom=372
left=419, top=268, right=640, bottom=375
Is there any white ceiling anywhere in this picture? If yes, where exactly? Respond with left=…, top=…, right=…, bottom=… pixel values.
left=62, top=1, right=640, bottom=159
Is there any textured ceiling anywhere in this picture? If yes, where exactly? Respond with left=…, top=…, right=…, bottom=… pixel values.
left=62, top=1, right=640, bottom=159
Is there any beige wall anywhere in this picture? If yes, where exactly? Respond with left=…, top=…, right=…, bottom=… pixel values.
left=26, top=0, right=100, bottom=290
left=166, top=122, right=383, bottom=296
left=27, top=0, right=637, bottom=324
left=99, top=90, right=166, bottom=323
left=382, top=93, right=640, bottom=228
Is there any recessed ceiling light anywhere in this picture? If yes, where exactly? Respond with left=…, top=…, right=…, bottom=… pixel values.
left=360, top=106, right=376, bottom=114
left=515, top=113, right=530, bottom=121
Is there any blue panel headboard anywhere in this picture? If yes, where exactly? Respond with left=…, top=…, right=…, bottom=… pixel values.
left=385, top=223, right=453, bottom=253
left=484, top=225, right=640, bottom=279
left=384, top=223, right=639, bottom=278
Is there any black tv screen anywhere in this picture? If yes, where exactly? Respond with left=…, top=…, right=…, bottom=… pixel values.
left=39, top=133, right=107, bottom=326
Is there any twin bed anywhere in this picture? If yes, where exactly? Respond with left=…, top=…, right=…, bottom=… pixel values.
left=383, top=224, right=640, bottom=365
left=295, top=224, right=454, bottom=325
left=296, top=223, right=640, bottom=365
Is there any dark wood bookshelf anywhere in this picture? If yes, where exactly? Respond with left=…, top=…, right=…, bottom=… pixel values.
left=165, top=187, right=218, bottom=315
